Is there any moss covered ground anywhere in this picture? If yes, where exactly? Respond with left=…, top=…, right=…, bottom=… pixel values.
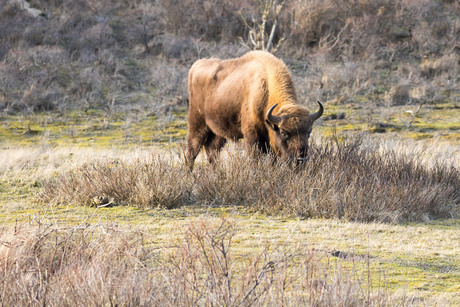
left=0, top=107, right=188, bottom=148
left=1, top=101, right=458, bottom=149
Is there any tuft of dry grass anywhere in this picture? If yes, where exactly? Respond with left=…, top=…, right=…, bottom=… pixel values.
left=0, top=217, right=406, bottom=306
left=40, top=153, right=191, bottom=209
left=40, top=136, right=459, bottom=223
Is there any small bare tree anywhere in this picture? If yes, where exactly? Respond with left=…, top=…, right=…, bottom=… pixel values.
left=239, top=0, right=285, bottom=52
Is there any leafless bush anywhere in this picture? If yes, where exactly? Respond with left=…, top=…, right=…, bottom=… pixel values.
left=0, top=218, right=401, bottom=306
left=280, top=0, right=458, bottom=60
left=127, top=10, right=162, bottom=55
left=281, top=0, right=352, bottom=57
left=0, top=220, right=160, bottom=306
left=0, top=46, right=71, bottom=112
left=420, top=53, right=459, bottom=79
left=40, top=137, right=459, bottom=223
left=298, top=54, right=381, bottom=105
left=285, top=139, right=459, bottom=222
left=0, top=2, right=35, bottom=59
left=239, top=0, right=285, bottom=52
left=80, top=23, right=115, bottom=56
left=40, top=154, right=191, bottom=209
left=148, top=59, right=189, bottom=100
left=196, top=139, right=458, bottom=222
left=409, top=0, right=459, bottom=55
left=193, top=149, right=289, bottom=208
left=386, top=84, right=411, bottom=106
left=158, top=0, right=252, bottom=42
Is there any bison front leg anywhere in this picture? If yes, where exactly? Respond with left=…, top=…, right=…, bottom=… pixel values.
left=243, top=129, right=270, bottom=160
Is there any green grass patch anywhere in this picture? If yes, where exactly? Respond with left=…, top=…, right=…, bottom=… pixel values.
left=0, top=108, right=189, bottom=148
left=316, top=103, right=460, bottom=144
left=1, top=103, right=459, bottom=148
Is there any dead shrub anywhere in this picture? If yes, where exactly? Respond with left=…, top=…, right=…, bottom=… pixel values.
left=40, top=154, right=191, bottom=209
left=148, top=59, right=189, bottom=99
left=278, top=0, right=458, bottom=61
left=40, top=138, right=459, bottom=223
left=192, top=150, right=290, bottom=208
left=0, top=221, right=160, bottom=306
left=386, top=84, right=411, bottom=106
left=0, top=46, right=70, bottom=111
left=282, top=0, right=349, bottom=53
left=158, top=0, right=251, bottom=42
left=0, top=218, right=400, bottom=306
left=80, top=23, right=115, bottom=53
left=286, top=139, right=459, bottom=222
left=420, top=53, right=459, bottom=78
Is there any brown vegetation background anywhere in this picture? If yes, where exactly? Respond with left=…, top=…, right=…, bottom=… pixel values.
left=1, top=0, right=458, bottom=114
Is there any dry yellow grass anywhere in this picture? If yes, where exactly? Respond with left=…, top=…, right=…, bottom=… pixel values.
left=35, top=135, right=459, bottom=222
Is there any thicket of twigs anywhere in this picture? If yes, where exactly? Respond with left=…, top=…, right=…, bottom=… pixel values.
left=0, top=218, right=410, bottom=306
left=40, top=137, right=459, bottom=223
left=1, top=0, right=458, bottom=113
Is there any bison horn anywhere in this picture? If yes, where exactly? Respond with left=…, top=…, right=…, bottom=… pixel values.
left=266, top=103, right=282, bottom=125
left=310, top=100, right=324, bottom=122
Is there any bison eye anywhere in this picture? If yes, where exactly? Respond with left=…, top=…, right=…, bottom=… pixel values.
left=280, top=130, right=289, bottom=140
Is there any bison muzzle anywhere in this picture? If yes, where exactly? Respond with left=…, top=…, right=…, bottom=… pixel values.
left=186, top=51, right=323, bottom=170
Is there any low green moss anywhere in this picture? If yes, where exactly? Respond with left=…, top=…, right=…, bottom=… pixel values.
left=2, top=102, right=459, bottom=148
left=0, top=108, right=189, bottom=148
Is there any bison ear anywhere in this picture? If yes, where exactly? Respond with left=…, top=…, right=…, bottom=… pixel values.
left=265, top=119, right=279, bottom=131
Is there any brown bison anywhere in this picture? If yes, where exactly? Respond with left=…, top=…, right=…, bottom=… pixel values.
left=186, top=50, right=323, bottom=170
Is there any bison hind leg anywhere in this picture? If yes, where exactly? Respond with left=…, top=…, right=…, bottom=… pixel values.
left=204, top=133, right=227, bottom=165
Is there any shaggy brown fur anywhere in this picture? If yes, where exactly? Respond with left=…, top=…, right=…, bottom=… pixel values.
left=186, top=51, right=323, bottom=170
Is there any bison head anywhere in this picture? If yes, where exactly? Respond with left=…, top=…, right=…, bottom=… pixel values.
left=265, top=101, right=323, bottom=163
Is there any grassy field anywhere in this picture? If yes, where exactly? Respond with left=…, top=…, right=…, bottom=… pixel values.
left=1, top=0, right=459, bottom=304
left=1, top=100, right=459, bottom=147
left=1, top=109, right=459, bottom=305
